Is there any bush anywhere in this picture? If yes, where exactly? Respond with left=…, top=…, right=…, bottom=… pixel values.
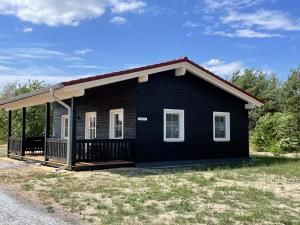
left=251, top=113, right=299, bottom=154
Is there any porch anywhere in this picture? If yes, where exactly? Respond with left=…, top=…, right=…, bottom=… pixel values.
left=8, top=136, right=135, bottom=171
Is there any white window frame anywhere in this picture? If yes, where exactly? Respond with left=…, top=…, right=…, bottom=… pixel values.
left=61, top=115, right=68, bottom=139
left=213, top=112, right=230, bottom=142
left=164, top=109, right=185, bottom=142
left=85, top=112, right=97, bottom=139
left=109, top=108, right=124, bottom=139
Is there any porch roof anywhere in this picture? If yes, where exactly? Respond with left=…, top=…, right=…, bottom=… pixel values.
left=0, top=57, right=264, bottom=110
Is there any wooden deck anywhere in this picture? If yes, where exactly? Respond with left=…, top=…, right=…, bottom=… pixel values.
left=8, top=153, right=135, bottom=171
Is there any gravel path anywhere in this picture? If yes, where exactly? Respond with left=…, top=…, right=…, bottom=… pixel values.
left=0, top=191, right=74, bottom=225
left=0, top=160, right=28, bottom=169
left=0, top=159, right=76, bottom=225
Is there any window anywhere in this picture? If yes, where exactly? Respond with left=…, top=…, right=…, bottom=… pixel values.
left=213, top=112, right=230, bottom=142
left=110, top=109, right=124, bottom=139
left=61, top=115, right=68, bottom=139
left=164, top=109, right=184, bottom=142
left=85, top=112, right=97, bottom=139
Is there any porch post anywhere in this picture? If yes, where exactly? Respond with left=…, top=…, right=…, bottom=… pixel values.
left=70, top=97, right=77, bottom=167
left=21, top=107, right=26, bottom=157
left=44, top=102, right=50, bottom=161
left=7, top=110, right=12, bottom=156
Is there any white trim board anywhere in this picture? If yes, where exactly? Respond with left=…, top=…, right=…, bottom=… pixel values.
left=61, top=115, right=68, bottom=139
left=85, top=111, right=97, bottom=139
left=1, top=60, right=263, bottom=110
left=213, top=111, right=230, bottom=142
left=109, top=108, right=124, bottom=139
left=163, top=109, right=185, bottom=142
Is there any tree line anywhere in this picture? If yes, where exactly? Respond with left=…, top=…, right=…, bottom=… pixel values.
left=0, top=67, right=299, bottom=154
left=231, top=67, right=299, bottom=154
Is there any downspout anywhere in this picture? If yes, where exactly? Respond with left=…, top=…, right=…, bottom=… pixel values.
left=49, top=88, right=72, bottom=168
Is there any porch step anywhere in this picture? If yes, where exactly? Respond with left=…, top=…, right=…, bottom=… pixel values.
left=44, top=160, right=66, bottom=168
left=73, top=161, right=135, bottom=171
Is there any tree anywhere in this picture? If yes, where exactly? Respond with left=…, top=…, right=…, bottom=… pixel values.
left=0, top=80, right=47, bottom=143
left=231, top=69, right=281, bottom=129
left=0, top=81, right=18, bottom=100
left=0, top=82, right=18, bottom=143
left=280, top=66, right=300, bottom=127
left=251, top=113, right=299, bottom=154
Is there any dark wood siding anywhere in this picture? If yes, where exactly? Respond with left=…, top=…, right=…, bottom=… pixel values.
left=53, top=80, right=136, bottom=139
left=53, top=69, right=250, bottom=163
left=135, top=70, right=249, bottom=162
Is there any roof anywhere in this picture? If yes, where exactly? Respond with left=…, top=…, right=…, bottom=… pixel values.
left=62, top=57, right=188, bottom=86
left=0, top=57, right=264, bottom=110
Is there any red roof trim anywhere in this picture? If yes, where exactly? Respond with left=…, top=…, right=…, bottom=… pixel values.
left=62, top=57, right=188, bottom=86
left=62, top=57, right=263, bottom=104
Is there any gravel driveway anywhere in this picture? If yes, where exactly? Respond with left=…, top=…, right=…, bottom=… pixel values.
left=0, top=191, right=73, bottom=225
left=0, top=159, right=76, bottom=225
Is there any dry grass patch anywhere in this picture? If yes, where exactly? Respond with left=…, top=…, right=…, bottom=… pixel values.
left=0, top=156, right=299, bottom=225
left=0, top=144, right=7, bottom=157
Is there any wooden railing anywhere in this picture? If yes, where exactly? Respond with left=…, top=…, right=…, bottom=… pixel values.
left=8, top=136, right=45, bottom=156
left=75, top=139, right=135, bottom=162
left=8, top=137, right=22, bottom=155
left=9, top=137, right=135, bottom=163
left=25, top=137, right=44, bottom=155
left=46, top=138, right=67, bottom=162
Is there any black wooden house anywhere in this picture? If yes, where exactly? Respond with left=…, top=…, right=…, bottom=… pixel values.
left=0, top=57, right=263, bottom=170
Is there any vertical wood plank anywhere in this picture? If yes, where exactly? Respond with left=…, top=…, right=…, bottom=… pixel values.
left=44, top=102, right=50, bottom=161
left=7, top=110, right=12, bottom=156
left=21, top=107, right=26, bottom=156
left=70, top=97, right=77, bottom=166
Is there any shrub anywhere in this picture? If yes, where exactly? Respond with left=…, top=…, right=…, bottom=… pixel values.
left=251, top=113, right=299, bottom=154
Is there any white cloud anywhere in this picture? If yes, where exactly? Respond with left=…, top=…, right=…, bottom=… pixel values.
left=74, top=49, right=92, bottom=55
left=0, top=56, right=14, bottom=64
left=202, top=0, right=300, bottom=39
left=201, top=58, right=244, bottom=77
left=0, top=0, right=146, bottom=26
left=0, top=46, right=106, bottom=85
left=110, top=16, right=127, bottom=25
left=124, top=63, right=144, bottom=69
left=0, top=47, right=82, bottom=62
left=111, top=0, right=146, bottom=13
left=0, top=64, right=75, bottom=84
left=209, top=29, right=281, bottom=38
left=183, top=20, right=200, bottom=27
left=67, top=64, right=104, bottom=69
left=221, top=10, right=300, bottom=31
left=0, top=47, right=84, bottom=85
left=203, top=0, right=264, bottom=11
left=22, top=27, right=33, bottom=33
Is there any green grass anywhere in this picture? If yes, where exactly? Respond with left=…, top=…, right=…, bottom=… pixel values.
left=0, top=145, right=6, bottom=157
left=0, top=155, right=299, bottom=225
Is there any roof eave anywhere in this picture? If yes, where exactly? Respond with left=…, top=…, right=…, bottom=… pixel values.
left=0, top=57, right=264, bottom=110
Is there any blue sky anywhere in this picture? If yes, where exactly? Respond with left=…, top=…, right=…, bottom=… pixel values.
left=0, top=0, right=299, bottom=86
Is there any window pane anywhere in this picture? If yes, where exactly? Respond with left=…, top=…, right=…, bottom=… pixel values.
left=215, top=116, right=226, bottom=138
left=65, top=118, right=68, bottom=137
left=115, top=125, right=122, bottom=138
left=166, top=113, right=180, bottom=139
left=90, top=117, right=96, bottom=129
left=90, top=128, right=95, bottom=139
left=113, top=112, right=123, bottom=138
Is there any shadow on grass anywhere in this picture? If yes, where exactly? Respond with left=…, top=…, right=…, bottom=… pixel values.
left=106, top=155, right=300, bottom=178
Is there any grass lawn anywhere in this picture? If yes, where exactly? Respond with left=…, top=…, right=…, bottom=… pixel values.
left=0, top=145, right=6, bottom=157
left=0, top=154, right=299, bottom=225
